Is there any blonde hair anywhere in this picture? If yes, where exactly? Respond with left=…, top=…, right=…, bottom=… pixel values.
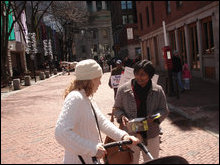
left=64, top=78, right=94, bottom=99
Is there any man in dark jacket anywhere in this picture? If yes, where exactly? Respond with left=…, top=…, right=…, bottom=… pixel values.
left=172, top=51, right=184, bottom=93
left=109, top=60, right=124, bottom=98
left=123, top=56, right=134, bottom=68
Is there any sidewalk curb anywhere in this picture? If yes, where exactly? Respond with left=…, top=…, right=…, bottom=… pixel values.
left=168, top=103, right=202, bottom=121
left=168, top=103, right=219, bottom=137
left=1, top=72, right=62, bottom=99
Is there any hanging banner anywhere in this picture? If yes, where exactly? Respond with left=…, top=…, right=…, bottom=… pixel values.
left=43, top=39, right=53, bottom=59
left=26, top=33, right=37, bottom=54
left=127, top=28, right=133, bottom=40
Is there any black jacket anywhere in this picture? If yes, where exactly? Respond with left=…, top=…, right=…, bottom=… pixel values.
left=172, top=56, right=182, bottom=73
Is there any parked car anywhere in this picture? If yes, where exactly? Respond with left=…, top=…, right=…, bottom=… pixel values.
left=60, top=61, right=78, bottom=71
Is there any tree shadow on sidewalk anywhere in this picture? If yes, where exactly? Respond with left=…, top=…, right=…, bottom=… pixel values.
left=167, top=110, right=219, bottom=135
left=168, top=112, right=194, bottom=131
left=168, top=110, right=219, bottom=134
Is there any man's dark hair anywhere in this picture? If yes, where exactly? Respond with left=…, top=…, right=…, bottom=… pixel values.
left=133, top=60, right=155, bottom=79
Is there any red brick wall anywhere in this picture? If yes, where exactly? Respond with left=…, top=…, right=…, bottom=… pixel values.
left=136, top=1, right=215, bottom=35
left=110, top=1, right=140, bottom=48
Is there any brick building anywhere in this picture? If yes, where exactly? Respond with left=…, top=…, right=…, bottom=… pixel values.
left=136, top=1, right=219, bottom=81
left=110, top=1, right=141, bottom=60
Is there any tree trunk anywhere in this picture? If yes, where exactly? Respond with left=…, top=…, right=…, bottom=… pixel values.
left=1, top=40, right=10, bottom=87
left=1, top=13, right=10, bottom=87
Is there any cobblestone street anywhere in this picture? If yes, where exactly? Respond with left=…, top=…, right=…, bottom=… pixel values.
left=1, top=72, right=219, bottom=164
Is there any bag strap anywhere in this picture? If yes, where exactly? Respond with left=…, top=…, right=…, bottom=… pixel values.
left=78, top=155, right=85, bottom=164
left=110, top=108, right=115, bottom=122
left=91, top=102, right=103, bottom=143
left=78, top=102, right=103, bottom=164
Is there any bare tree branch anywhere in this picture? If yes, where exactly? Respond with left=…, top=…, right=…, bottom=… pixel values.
left=35, top=1, right=53, bottom=29
left=8, top=1, right=26, bottom=40
left=51, top=1, right=89, bottom=28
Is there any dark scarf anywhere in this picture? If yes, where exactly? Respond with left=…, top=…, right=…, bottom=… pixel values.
left=132, top=79, right=152, bottom=139
left=133, top=79, right=152, bottom=117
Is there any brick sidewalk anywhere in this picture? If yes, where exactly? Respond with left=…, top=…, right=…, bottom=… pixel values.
left=1, top=72, right=219, bottom=164
left=157, top=71, right=219, bottom=135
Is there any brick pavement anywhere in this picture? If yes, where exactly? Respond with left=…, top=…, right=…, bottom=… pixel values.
left=1, top=72, right=219, bottom=164
left=1, top=73, right=71, bottom=164
left=157, top=71, right=219, bottom=135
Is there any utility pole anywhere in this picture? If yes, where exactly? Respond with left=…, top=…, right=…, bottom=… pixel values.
left=162, top=21, right=175, bottom=97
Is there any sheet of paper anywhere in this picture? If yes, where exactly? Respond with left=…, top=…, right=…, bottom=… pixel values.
left=119, top=67, right=159, bottom=86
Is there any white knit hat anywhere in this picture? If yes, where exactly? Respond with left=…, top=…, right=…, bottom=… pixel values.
left=75, top=59, right=103, bottom=80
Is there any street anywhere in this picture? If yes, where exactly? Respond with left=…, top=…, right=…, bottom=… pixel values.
left=1, top=72, right=219, bottom=164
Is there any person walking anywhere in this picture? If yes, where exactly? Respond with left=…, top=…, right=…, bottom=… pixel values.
left=172, top=51, right=185, bottom=93
left=182, top=63, right=192, bottom=90
left=55, top=59, right=140, bottom=164
left=123, top=56, right=134, bottom=68
left=113, top=60, right=169, bottom=164
left=108, top=60, right=124, bottom=99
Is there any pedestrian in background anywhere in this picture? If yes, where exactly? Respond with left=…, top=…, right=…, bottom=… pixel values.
left=172, top=51, right=185, bottom=93
left=55, top=59, right=140, bottom=164
left=108, top=60, right=124, bottom=99
left=123, top=56, right=134, bottom=68
left=182, top=63, right=192, bottom=90
left=113, top=60, right=169, bottom=164
left=61, top=65, right=66, bottom=75
left=68, top=63, right=70, bottom=75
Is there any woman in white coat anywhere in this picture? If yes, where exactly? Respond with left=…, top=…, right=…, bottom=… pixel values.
left=55, top=59, right=140, bottom=164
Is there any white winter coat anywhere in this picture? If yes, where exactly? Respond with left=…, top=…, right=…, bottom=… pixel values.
left=55, top=89, right=128, bottom=164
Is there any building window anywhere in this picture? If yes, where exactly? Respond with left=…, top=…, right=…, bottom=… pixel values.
left=145, top=6, right=150, bottom=27
left=201, top=16, right=214, bottom=54
left=121, top=1, right=132, bottom=10
left=96, top=1, right=102, bottom=11
left=86, top=1, right=93, bottom=12
left=166, top=1, right=171, bottom=15
left=102, top=29, right=108, bottom=38
left=189, top=23, right=199, bottom=70
left=139, top=13, right=143, bottom=30
left=93, top=44, right=97, bottom=52
left=122, top=15, right=134, bottom=24
left=128, top=15, right=134, bottom=24
left=106, top=1, right=110, bottom=10
left=127, top=1, right=132, bottom=9
left=93, top=31, right=97, bottom=39
left=81, top=45, right=86, bottom=53
left=122, top=15, right=127, bottom=24
left=121, top=1, right=126, bottom=9
left=135, top=47, right=141, bottom=56
left=176, top=1, right=183, bottom=8
left=151, top=2, right=155, bottom=24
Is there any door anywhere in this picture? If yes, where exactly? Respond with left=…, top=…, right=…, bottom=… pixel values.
left=177, top=27, right=186, bottom=64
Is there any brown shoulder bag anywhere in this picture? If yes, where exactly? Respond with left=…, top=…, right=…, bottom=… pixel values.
left=104, top=109, right=133, bottom=164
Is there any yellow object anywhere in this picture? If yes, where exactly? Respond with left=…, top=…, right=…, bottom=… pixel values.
left=143, top=120, right=148, bottom=131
